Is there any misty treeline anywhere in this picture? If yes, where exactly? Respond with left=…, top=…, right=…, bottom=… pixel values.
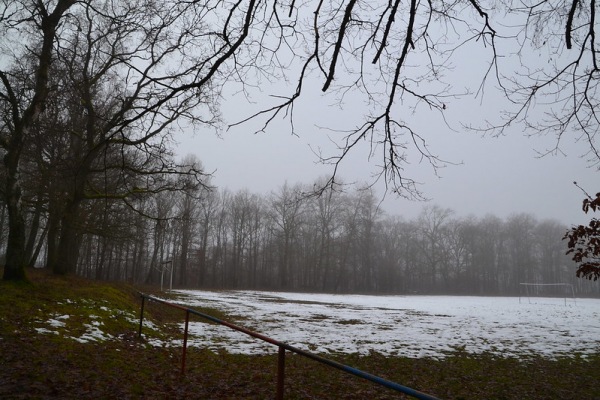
left=1, top=176, right=597, bottom=296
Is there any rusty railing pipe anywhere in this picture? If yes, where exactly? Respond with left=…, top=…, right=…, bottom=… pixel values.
left=139, top=293, right=440, bottom=400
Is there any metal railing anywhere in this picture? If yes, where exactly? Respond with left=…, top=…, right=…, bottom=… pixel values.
left=138, top=293, right=441, bottom=400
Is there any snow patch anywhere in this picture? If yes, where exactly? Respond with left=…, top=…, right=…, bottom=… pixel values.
left=35, top=327, right=59, bottom=335
left=71, top=323, right=113, bottom=343
left=47, top=318, right=66, bottom=328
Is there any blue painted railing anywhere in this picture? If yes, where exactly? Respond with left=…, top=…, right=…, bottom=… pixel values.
left=138, top=293, right=441, bottom=400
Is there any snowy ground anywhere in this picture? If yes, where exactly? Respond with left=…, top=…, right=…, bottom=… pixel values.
left=172, top=290, right=600, bottom=359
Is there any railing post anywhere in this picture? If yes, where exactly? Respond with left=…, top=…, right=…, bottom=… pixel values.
left=182, top=310, right=190, bottom=374
left=138, top=295, right=146, bottom=338
left=276, top=346, right=285, bottom=400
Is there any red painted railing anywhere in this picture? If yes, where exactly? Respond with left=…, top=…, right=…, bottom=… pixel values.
left=138, top=293, right=441, bottom=400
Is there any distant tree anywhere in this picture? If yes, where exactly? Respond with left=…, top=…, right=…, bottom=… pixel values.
left=504, top=213, right=538, bottom=293
left=226, top=189, right=260, bottom=288
left=416, top=206, right=454, bottom=292
left=564, top=187, right=600, bottom=281
left=269, top=182, right=305, bottom=289
left=535, top=219, right=569, bottom=283
left=172, top=156, right=207, bottom=286
left=306, top=178, right=345, bottom=291
left=354, top=188, right=381, bottom=292
left=470, top=215, right=505, bottom=294
left=194, top=188, right=220, bottom=287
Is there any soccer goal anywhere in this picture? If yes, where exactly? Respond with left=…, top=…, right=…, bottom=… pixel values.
left=519, top=283, right=576, bottom=306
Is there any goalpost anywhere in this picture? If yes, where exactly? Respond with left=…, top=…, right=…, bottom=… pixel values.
left=519, top=283, right=576, bottom=306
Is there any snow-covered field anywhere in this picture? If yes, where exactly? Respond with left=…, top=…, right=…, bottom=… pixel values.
left=173, top=290, right=600, bottom=359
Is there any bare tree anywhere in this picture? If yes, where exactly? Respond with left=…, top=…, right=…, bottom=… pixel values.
left=488, top=1, right=600, bottom=164
left=306, top=178, right=345, bottom=290
left=269, top=182, right=305, bottom=288
left=2, top=0, right=214, bottom=279
left=504, top=213, right=539, bottom=293
left=535, top=219, right=570, bottom=283
left=172, top=155, right=207, bottom=286
left=194, top=187, right=220, bottom=287
left=3, top=0, right=597, bottom=283
left=1, top=0, right=77, bottom=280
left=416, top=205, right=454, bottom=292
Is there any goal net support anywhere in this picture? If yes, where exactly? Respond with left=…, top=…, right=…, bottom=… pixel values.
left=519, top=283, right=576, bottom=306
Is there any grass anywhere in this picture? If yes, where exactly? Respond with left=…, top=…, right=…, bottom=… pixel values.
left=1, top=268, right=599, bottom=399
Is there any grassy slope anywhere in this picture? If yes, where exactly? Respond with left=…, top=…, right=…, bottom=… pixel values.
left=1, top=269, right=598, bottom=399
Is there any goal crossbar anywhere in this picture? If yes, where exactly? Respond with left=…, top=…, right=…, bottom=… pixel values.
left=519, top=283, right=576, bottom=305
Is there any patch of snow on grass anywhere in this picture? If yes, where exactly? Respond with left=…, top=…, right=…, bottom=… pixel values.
left=173, top=290, right=600, bottom=359
left=71, top=323, right=113, bottom=343
left=35, top=327, right=58, bottom=335
left=126, top=316, right=159, bottom=331
left=46, top=314, right=69, bottom=328
left=32, top=304, right=139, bottom=344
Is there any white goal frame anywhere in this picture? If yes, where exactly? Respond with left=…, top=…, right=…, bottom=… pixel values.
left=519, top=283, right=576, bottom=306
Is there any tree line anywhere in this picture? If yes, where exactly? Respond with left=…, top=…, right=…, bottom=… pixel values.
left=1, top=177, right=597, bottom=296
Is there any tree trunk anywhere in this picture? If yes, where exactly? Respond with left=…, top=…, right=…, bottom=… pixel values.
left=53, top=199, right=83, bottom=275
left=45, top=196, right=61, bottom=271
left=24, top=196, right=44, bottom=265
left=28, top=225, right=48, bottom=268
left=179, top=237, right=189, bottom=287
left=2, top=0, right=77, bottom=281
left=3, top=203, right=27, bottom=281
left=0, top=203, right=7, bottom=252
left=3, top=145, right=27, bottom=281
left=197, top=230, right=208, bottom=287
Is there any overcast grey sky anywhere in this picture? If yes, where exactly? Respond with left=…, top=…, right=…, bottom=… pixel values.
left=174, top=7, right=598, bottom=227
left=176, top=90, right=598, bottom=226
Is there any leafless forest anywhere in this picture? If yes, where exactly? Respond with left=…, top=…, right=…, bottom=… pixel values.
left=2, top=1, right=600, bottom=294
left=1, top=178, right=596, bottom=296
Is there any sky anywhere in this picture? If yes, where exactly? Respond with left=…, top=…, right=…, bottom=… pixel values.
left=174, top=9, right=599, bottom=227
left=175, top=88, right=598, bottom=226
